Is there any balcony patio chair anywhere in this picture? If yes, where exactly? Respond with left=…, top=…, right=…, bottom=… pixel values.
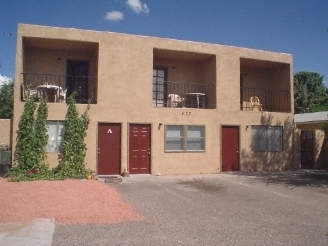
left=250, top=96, right=262, bottom=111
left=21, top=84, right=39, bottom=101
left=58, top=88, right=67, bottom=103
left=167, top=93, right=184, bottom=107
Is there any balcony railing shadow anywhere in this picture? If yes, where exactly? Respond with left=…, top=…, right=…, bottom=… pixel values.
left=241, top=87, right=291, bottom=113
left=153, top=81, right=216, bottom=109
left=21, top=73, right=97, bottom=104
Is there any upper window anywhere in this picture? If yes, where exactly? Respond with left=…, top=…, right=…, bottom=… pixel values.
left=251, top=126, right=282, bottom=152
left=153, top=67, right=167, bottom=107
left=165, top=125, right=205, bottom=152
left=46, top=121, right=64, bottom=152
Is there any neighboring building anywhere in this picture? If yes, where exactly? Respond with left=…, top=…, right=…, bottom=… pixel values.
left=295, top=112, right=328, bottom=169
left=12, top=23, right=296, bottom=175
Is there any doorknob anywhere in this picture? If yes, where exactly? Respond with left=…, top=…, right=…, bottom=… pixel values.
left=98, top=148, right=100, bottom=154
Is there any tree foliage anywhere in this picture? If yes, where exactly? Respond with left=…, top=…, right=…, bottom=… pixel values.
left=294, top=71, right=328, bottom=113
left=55, top=92, right=90, bottom=178
left=34, top=98, right=49, bottom=166
left=14, top=97, right=48, bottom=170
left=14, top=98, right=38, bottom=169
left=0, top=81, right=13, bottom=119
left=10, top=94, right=93, bottom=182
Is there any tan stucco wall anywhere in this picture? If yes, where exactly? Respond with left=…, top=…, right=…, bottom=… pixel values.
left=0, top=119, right=11, bottom=147
left=12, top=24, right=296, bottom=174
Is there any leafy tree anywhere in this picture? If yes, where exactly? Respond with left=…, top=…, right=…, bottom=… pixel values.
left=55, top=92, right=90, bottom=178
left=34, top=98, right=48, bottom=166
left=10, top=94, right=93, bottom=181
left=0, top=81, right=13, bottom=118
left=14, top=98, right=37, bottom=169
left=14, top=97, right=48, bottom=170
left=294, top=72, right=328, bottom=113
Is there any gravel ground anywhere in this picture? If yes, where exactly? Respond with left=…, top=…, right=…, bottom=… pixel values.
left=52, top=171, right=328, bottom=246
left=0, top=178, right=143, bottom=224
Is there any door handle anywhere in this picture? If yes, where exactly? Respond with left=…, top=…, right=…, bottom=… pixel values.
left=98, top=148, right=100, bottom=154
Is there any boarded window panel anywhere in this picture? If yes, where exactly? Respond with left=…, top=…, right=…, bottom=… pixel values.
left=251, top=125, right=283, bottom=152
left=267, top=126, right=282, bottom=151
left=251, top=126, right=266, bottom=152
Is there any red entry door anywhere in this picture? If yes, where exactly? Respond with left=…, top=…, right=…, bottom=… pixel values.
left=129, top=124, right=151, bottom=174
left=98, top=123, right=121, bottom=175
left=222, top=126, right=239, bottom=171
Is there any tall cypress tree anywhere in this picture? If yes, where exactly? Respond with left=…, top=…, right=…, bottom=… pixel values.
left=34, top=98, right=48, bottom=166
left=56, top=92, right=90, bottom=178
left=14, top=98, right=37, bottom=169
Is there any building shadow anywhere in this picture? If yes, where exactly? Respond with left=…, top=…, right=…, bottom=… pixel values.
left=240, top=113, right=299, bottom=171
left=230, top=169, right=328, bottom=189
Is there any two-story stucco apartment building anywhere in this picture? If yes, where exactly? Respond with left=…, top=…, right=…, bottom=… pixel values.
left=12, top=24, right=297, bottom=175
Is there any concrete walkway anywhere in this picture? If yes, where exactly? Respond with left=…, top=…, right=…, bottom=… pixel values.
left=0, top=218, right=55, bottom=246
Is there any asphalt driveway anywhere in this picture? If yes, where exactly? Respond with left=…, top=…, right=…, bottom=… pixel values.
left=52, top=171, right=328, bottom=246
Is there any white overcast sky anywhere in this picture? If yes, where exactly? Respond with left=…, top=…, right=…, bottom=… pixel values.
left=0, top=75, right=12, bottom=85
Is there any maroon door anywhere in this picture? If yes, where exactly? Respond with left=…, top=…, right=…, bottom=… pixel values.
left=98, top=123, right=121, bottom=175
left=129, top=124, right=151, bottom=174
left=222, top=126, right=239, bottom=171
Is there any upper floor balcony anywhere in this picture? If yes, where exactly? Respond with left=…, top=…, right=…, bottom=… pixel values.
left=20, top=72, right=97, bottom=104
left=241, top=87, right=291, bottom=112
left=20, top=37, right=98, bottom=104
left=153, top=48, right=217, bottom=109
left=153, top=80, right=216, bottom=109
left=240, top=57, right=292, bottom=113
